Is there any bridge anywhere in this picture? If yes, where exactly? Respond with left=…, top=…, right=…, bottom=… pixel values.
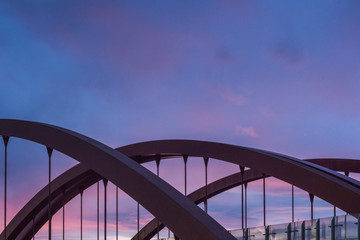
left=0, top=119, right=360, bottom=240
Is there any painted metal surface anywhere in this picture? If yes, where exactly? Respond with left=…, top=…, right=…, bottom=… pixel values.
left=118, top=140, right=360, bottom=215
left=3, top=157, right=359, bottom=240
left=0, top=119, right=235, bottom=240
left=131, top=158, right=360, bottom=240
left=1, top=120, right=360, bottom=239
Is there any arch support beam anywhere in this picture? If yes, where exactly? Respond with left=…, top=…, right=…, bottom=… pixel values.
left=0, top=119, right=235, bottom=240
left=3, top=156, right=360, bottom=240
left=2, top=121, right=360, bottom=240
left=118, top=140, right=360, bottom=215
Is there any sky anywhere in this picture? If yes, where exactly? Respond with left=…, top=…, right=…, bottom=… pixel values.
left=1, top=0, right=360, bottom=239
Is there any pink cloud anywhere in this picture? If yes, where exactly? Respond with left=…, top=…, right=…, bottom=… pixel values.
left=235, top=125, right=258, bottom=137
left=207, top=86, right=245, bottom=106
left=271, top=40, right=305, bottom=68
left=258, top=106, right=275, bottom=118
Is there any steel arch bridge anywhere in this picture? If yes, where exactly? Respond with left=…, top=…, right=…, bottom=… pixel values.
left=0, top=119, right=360, bottom=240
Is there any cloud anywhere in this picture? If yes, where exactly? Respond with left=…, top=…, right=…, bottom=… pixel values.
left=235, top=125, right=258, bottom=137
left=206, top=86, right=245, bottom=106
left=271, top=40, right=304, bottom=67
left=258, top=106, right=275, bottom=118
left=217, top=89, right=245, bottom=106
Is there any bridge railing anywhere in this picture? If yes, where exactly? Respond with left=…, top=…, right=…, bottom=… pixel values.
left=229, top=214, right=359, bottom=240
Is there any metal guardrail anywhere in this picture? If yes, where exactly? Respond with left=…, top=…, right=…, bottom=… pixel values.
left=229, top=215, right=360, bottom=240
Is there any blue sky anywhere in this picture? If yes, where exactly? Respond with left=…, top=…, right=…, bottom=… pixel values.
left=1, top=1, right=360, bottom=239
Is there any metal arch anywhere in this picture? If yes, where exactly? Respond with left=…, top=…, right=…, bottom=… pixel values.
left=306, top=158, right=360, bottom=173
left=3, top=157, right=360, bottom=240
left=3, top=164, right=253, bottom=240
left=132, top=169, right=266, bottom=240
left=2, top=120, right=360, bottom=240
left=2, top=164, right=99, bottom=240
left=0, top=119, right=236, bottom=240
left=117, top=140, right=360, bottom=215
left=132, top=158, right=360, bottom=240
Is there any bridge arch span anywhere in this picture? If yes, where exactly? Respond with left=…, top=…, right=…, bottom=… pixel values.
left=118, top=140, right=360, bottom=215
left=0, top=119, right=235, bottom=240
left=4, top=156, right=360, bottom=240
left=1, top=120, right=360, bottom=239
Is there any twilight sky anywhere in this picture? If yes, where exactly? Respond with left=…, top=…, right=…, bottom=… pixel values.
left=1, top=1, right=360, bottom=239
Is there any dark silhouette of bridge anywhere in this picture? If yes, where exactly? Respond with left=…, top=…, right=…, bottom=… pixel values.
left=0, top=119, right=359, bottom=240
